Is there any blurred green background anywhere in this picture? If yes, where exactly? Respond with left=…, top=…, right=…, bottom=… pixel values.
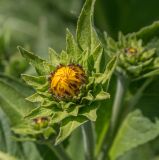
left=1, top=0, right=159, bottom=57
left=1, top=0, right=159, bottom=77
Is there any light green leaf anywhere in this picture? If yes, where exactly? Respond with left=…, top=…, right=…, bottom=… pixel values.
left=80, top=106, right=97, bottom=121
left=140, top=48, right=155, bottom=61
left=55, top=116, right=87, bottom=145
left=135, top=21, right=159, bottom=43
left=22, top=74, right=48, bottom=91
left=0, top=151, right=17, bottom=160
left=41, top=99, right=58, bottom=107
left=76, top=0, right=99, bottom=52
left=0, top=79, right=35, bottom=126
left=52, top=106, right=79, bottom=124
left=81, top=49, right=93, bottom=70
left=96, top=56, right=117, bottom=88
left=48, top=48, right=59, bottom=66
left=95, top=90, right=110, bottom=101
left=93, top=44, right=104, bottom=73
left=60, top=50, right=69, bottom=64
left=109, top=109, right=159, bottom=160
left=66, top=29, right=81, bottom=61
left=25, top=107, right=53, bottom=119
left=26, top=93, right=44, bottom=103
left=18, top=46, right=54, bottom=75
left=81, top=91, right=94, bottom=103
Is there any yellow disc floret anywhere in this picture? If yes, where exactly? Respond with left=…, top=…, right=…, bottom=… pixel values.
left=49, top=64, right=86, bottom=99
left=125, top=47, right=137, bottom=55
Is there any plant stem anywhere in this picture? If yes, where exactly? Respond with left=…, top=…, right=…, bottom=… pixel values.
left=82, top=121, right=95, bottom=160
left=124, top=78, right=153, bottom=115
left=110, top=75, right=128, bottom=135
left=100, top=74, right=128, bottom=160
left=46, top=142, right=71, bottom=160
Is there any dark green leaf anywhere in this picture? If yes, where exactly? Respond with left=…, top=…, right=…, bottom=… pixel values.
left=76, top=0, right=99, bottom=52
left=109, top=109, right=159, bottom=160
left=135, top=21, right=159, bottom=43
left=0, top=80, right=35, bottom=126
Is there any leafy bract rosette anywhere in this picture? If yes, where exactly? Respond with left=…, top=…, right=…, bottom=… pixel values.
left=104, top=32, right=159, bottom=80
left=12, top=0, right=117, bottom=145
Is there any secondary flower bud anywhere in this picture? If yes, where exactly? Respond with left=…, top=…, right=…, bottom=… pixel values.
left=105, top=33, right=158, bottom=79
left=32, top=117, right=49, bottom=130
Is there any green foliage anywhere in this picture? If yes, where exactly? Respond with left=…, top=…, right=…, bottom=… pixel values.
left=0, top=151, right=17, bottom=160
left=109, top=110, right=159, bottom=160
left=105, top=31, right=159, bottom=80
left=1, top=0, right=159, bottom=160
left=0, top=76, right=35, bottom=126
left=15, top=0, right=117, bottom=145
left=0, top=109, right=50, bottom=160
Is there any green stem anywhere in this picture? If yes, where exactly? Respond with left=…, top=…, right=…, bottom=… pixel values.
left=124, top=78, right=153, bottom=116
left=82, top=121, right=95, bottom=160
left=100, top=74, right=128, bottom=160
left=110, top=75, right=128, bottom=134
left=46, top=142, right=71, bottom=160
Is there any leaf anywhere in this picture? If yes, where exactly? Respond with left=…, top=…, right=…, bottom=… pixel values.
left=76, top=0, right=99, bottom=52
left=52, top=106, right=79, bottom=124
left=96, top=56, right=117, bottom=88
left=66, top=29, right=81, bottom=61
left=95, top=90, right=110, bottom=101
left=135, top=21, right=159, bottom=43
left=22, top=74, right=48, bottom=91
left=48, top=48, right=59, bottom=66
left=0, top=73, right=33, bottom=97
left=109, top=109, right=159, bottom=160
left=0, top=151, right=17, bottom=160
left=81, top=49, right=92, bottom=70
left=60, top=50, right=69, bottom=64
left=25, top=107, right=53, bottom=119
left=55, top=116, right=87, bottom=145
left=0, top=109, right=44, bottom=160
left=0, top=79, right=35, bottom=126
left=93, top=44, right=104, bottom=73
left=79, top=105, right=97, bottom=121
left=66, top=128, right=84, bottom=160
left=95, top=77, right=116, bottom=157
left=81, top=91, right=94, bottom=103
left=118, top=144, right=153, bottom=160
left=21, top=142, right=44, bottom=160
left=18, top=46, right=54, bottom=75
left=134, top=69, right=159, bottom=80
left=26, top=93, right=44, bottom=103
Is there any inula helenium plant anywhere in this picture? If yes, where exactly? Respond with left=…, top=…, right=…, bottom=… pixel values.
left=13, top=0, right=117, bottom=145
left=1, top=0, right=159, bottom=160
left=105, top=33, right=159, bottom=81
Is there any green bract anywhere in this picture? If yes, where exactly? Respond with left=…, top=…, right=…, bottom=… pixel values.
left=105, top=33, right=159, bottom=80
left=13, top=0, right=117, bottom=145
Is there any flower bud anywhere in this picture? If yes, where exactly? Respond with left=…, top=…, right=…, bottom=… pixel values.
left=32, top=117, right=49, bottom=130
left=49, top=64, right=87, bottom=100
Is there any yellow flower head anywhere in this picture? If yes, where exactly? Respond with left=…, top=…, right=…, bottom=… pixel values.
left=125, top=47, right=137, bottom=55
left=49, top=64, right=87, bottom=100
